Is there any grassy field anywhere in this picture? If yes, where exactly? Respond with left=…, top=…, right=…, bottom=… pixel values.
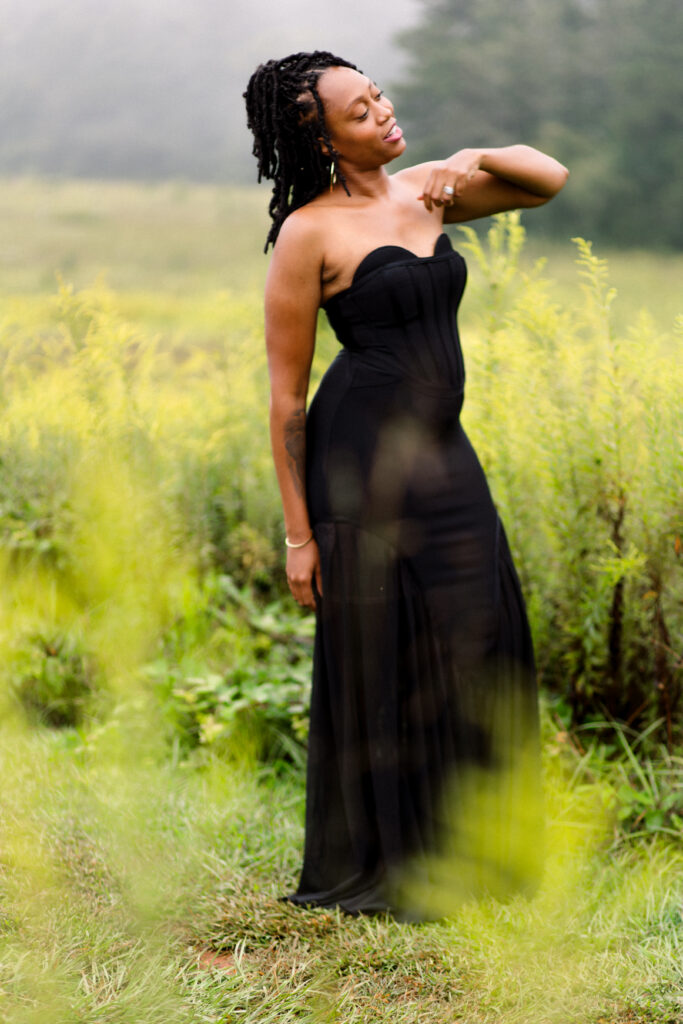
left=2, top=716, right=682, bottom=1024
left=1, top=177, right=682, bottom=1023
left=2, top=177, right=683, bottom=332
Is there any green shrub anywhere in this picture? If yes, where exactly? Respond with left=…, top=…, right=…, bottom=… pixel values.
left=9, top=629, right=101, bottom=728
left=151, top=573, right=313, bottom=765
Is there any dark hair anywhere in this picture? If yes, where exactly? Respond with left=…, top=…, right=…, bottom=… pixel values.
left=244, top=51, right=359, bottom=251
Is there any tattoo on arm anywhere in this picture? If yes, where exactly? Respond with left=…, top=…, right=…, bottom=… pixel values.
left=284, top=408, right=306, bottom=499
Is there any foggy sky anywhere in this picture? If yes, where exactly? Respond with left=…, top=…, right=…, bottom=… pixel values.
left=0, top=0, right=421, bottom=181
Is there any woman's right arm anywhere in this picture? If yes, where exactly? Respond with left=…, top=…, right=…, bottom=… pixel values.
left=264, top=213, right=323, bottom=610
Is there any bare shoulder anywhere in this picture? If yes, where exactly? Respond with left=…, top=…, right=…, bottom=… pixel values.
left=265, top=207, right=325, bottom=321
left=270, top=207, right=325, bottom=277
left=266, top=208, right=326, bottom=299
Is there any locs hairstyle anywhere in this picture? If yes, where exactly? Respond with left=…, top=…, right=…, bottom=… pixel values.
left=244, top=51, right=359, bottom=251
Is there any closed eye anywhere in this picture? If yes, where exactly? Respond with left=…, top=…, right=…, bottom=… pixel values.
left=357, top=90, right=384, bottom=121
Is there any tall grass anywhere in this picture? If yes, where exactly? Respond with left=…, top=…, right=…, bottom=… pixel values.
left=0, top=185, right=682, bottom=1022
left=458, top=215, right=683, bottom=742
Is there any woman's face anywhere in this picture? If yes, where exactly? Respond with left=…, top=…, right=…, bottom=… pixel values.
left=315, top=66, right=406, bottom=169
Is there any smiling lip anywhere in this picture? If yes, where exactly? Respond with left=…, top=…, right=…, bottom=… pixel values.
left=383, top=123, right=403, bottom=142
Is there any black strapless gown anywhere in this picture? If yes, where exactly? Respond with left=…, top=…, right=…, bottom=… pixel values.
left=288, top=233, right=542, bottom=917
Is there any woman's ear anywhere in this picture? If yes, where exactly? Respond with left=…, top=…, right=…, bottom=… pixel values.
left=318, top=138, right=331, bottom=158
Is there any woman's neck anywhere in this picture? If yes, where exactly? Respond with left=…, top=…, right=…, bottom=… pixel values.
left=333, top=164, right=392, bottom=202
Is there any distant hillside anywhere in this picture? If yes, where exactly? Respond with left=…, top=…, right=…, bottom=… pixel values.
left=0, top=0, right=417, bottom=183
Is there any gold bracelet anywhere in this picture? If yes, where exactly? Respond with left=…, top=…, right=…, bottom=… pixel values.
left=285, top=532, right=314, bottom=549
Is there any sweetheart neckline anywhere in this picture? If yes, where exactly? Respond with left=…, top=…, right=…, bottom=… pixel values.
left=323, top=232, right=452, bottom=308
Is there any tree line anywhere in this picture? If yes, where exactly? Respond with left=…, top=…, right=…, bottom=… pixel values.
left=390, top=0, right=683, bottom=248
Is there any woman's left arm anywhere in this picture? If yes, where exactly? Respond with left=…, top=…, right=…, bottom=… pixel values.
left=416, top=145, right=569, bottom=221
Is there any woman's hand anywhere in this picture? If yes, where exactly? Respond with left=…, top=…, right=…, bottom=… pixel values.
left=286, top=539, right=323, bottom=610
left=418, top=149, right=482, bottom=211
left=410, top=145, right=569, bottom=222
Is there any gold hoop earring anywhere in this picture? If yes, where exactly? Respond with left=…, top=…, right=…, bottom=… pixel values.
left=329, top=159, right=337, bottom=193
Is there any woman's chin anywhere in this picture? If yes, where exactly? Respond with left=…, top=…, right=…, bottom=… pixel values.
left=386, top=137, right=407, bottom=162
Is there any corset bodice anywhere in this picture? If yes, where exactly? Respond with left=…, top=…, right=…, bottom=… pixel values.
left=322, top=232, right=467, bottom=391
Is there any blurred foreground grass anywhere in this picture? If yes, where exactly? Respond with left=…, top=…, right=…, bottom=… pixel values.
left=0, top=714, right=682, bottom=1023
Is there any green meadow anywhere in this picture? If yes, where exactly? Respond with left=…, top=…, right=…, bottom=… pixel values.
left=0, top=177, right=681, bottom=1023
left=3, top=177, right=683, bottom=324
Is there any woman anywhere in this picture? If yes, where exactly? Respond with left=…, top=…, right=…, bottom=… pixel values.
left=244, top=51, right=568, bottom=917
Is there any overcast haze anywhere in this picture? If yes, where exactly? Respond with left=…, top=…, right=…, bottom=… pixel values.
left=0, top=0, right=421, bottom=181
